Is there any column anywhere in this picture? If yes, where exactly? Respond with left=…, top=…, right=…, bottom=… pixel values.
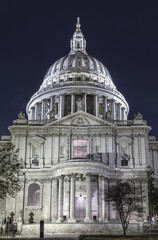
left=50, top=96, right=53, bottom=112
left=41, top=100, right=46, bottom=120
left=51, top=178, right=58, bottom=222
left=59, top=95, right=64, bottom=118
left=108, top=134, right=114, bottom=168
left=116, top=143, right=119, bottom=168
left=34, top=104, right=38, bottom=120
left=107, top=179, right=110, bottom=221
left=26, top=143, right=31, bottom=168
left=118, top=103, right=121, bottom=120
left=122, top=107, right=125, bottom=121
left=133, top=135, right=139, bottom=167
left=29, top=108, right=32, bottom=120
left=98, top=175, right=103, bottom=221
left=85, top=174, right=92, bottom=222
left=105, top=134, right=109, bottom=165
left=84, top=93, right=87, bottom=112
left=141, top=135, right=146, bottom=166
left=94, top=95, right=98, bottom=117
left=71, top=94, right=75, bottom=114
left=138, top=134, right=142, bottom=165
left=57, top=176, right=63, bottom=222
left=42, top=180, right=51, bottom=222
left=40, top=143, right=44, bottom=167
left=29, top=143, right=32, bottom=167
left=102, top=177, right=106, bottom=221
left=104, top=97, right=107, bottom=119
left=68, top=174, right=76, bottom=222
left=31, top=107, right=35, bottom=120
left=111, top=100, right=116, bottom=120
left=129, top=143, right=133, bottom=168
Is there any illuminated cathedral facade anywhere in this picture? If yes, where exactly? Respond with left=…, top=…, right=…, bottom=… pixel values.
left=0, top=18, right=158, bottom=235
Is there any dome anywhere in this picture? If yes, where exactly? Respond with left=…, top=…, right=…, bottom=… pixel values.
left=43, top=52, right=112, bottom=83
left=27, top=18, right=129, bottom=122
left=40, top=18, right=113, bottom=91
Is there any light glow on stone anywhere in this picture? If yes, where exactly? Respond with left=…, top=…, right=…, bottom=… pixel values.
left=79, top=194, right=83, bottom=201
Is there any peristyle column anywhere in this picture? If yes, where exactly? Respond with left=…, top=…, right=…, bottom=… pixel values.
left=51, top=178, right=58, bottom=222
left=84, top=93, right=87, bottom=112
left=111, top=100, right=116, bottom=120
left=56, top=176, right=63, bottom=222
left=104, top=97, right=107, bottom=119
left=85, top=173, right=92, bottom=222
left=118, top=103, right=121, bottom=120
left=41, top=99, right=46, bottom=120
left=71, top=94, right=75, bottom=114
left=68, top=174, right=76, bottom=222
left=50, top=96, right=53, bottom=112
left=94, top=95, right=98, bottom=117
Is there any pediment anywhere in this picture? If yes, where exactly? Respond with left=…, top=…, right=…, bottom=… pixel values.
left=28, top=135, right=45, bottom=144
left=116, top=136, right=132, bottom=144
left=46, top=111, right=114, bottom=127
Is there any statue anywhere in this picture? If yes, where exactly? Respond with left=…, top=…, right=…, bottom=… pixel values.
left=45, top=108, right=50, bottom=119
left=49, top=109, right=55, bottom=119
left=121, top=153, right=130, bottom=166
left=76, top=98, right=84, bottom=111
left=106, top=110, right=112, bottom=119
left=18, top=111, right=25, bottom=119
left=121, top=153, right=130, bottom=161
left=134, top=112, right=143, bottom=120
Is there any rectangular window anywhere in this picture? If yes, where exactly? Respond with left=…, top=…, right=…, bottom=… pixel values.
left=32, top=158, right=39, bottom=166
left=73, top=139, right=87, bottom=159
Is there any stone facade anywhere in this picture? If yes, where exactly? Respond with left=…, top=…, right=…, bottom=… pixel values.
left=0, top=18, right=158, bottom=236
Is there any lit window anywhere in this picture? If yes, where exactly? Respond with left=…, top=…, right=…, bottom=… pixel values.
left=28, top=184, right=40, bottom=206
left=73, top=139, right=87, bottom=158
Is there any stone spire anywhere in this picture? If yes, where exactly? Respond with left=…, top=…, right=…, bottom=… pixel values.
left=70, top=17, right=87, bottom=54
left=76, top=17, right=81, bottom=31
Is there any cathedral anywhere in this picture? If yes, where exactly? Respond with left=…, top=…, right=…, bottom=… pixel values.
left=0, top=18, right=158, bottom=236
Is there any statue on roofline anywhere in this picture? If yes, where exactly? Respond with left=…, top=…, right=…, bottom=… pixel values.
left=18, top=111, right=25, bottom=119
left=134, top=112, right=143, bottom=120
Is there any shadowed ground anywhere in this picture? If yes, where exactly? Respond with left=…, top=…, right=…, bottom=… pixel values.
left=1, top=234, right=158, bottom=240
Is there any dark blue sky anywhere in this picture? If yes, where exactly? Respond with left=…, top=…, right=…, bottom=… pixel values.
left=0, top=0, right=158, bottom=137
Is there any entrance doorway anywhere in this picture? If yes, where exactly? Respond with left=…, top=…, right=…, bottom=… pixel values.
left=75, top=196, right=86, bottom=222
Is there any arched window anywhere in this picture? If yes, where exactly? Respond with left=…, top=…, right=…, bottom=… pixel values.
left=28, top=183, right=40, bottom=206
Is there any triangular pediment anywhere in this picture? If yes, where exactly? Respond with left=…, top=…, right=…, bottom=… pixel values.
left=46, top=111, right=114, bottom=127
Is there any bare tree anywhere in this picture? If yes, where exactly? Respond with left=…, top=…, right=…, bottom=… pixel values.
left=104, top=179, right=144, bottom=236
left=0, top=143, right=23, bottom=200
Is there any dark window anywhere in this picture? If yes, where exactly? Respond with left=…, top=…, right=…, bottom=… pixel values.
left=64, top=95, right=71, bottom=116
left=121, top=159, right=128, bottom=166
left=87, top=95, right=94, bottom=115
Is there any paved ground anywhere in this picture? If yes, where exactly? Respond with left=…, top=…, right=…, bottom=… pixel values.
left=1, top=234, right=158, bottom=240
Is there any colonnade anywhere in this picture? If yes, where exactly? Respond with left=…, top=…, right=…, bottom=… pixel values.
left=29, top=94, right=127, bottom=121
left=51, top=173, right=109, bottom=223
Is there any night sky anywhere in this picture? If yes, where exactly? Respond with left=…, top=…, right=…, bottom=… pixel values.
left=0, top=0, right=158, bottom=138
